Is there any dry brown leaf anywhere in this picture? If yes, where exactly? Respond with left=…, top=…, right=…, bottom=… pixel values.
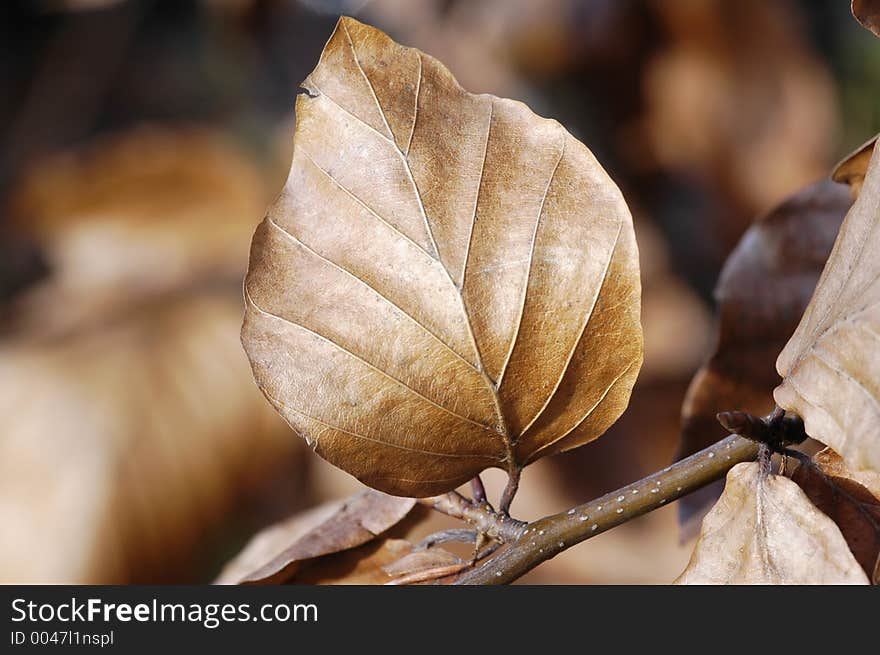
left=775, top=141, right=880, bottom=476
left=832, top=135, right=878, bottom=199
left=791, top=448, right=880, bottom=583
left=675, top=462, right=869, bottom=584
left=213, top=499, right=349, bottom=585
left=381, top=547, right=467, bottom=585
left=854, top=0, right=880, bottom=37
left=380, top=547, right=463, bottom=577
left=216, top=495, right=462, bottom=585
left=242, top=17, right=642, bottom=497
left=676, top=180, right=851, bottom=534
left=294, top=538, right=415, bottom=585
left=216, top=490, right=416, bottom=584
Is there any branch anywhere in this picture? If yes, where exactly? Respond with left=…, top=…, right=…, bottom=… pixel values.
left=455, top=433, right=760, bottom=584
left=419, top=491, right=527, bottom=543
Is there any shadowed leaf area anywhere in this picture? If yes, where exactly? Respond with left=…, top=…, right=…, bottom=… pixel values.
left=832, top=136, right=877, bottom=198
left=675, top=179, right=851, bottom=536
left=216, top=491, right=465, bottom=585
left=854, top=0, right=880, bottom=37
left=791, top=449, right=880, bottom=583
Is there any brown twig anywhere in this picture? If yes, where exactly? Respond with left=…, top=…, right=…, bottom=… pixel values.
left=415, top=529, right=478, bottom=550
left=455, top=433, right=760, bottom=584
left=419, top=490, right=526, bottom=544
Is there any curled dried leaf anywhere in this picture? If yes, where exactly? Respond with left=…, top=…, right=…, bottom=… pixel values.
left=676, top=180, right=850, bottom=534
left=676, top=462, right=868, bottom=584
left=213, top=499, right=348, bottom=585
left=242, top=17, right=642, bottom=497
left=218, top=493, right=463, bottom=585
left=832, top=135, right=878, bottom=199
left=381, top=547, right=466, bottom=585
left=791, top=448, right=880, bottom=583
left=775, top=141, right=880, bottom=476
left=853, top=0, right=880, bottom=37
left=295, top=538, right=416, bottom=585
left=216, top=489, right=416, bottom=584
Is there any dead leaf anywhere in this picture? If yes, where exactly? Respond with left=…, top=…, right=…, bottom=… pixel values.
left=294, top=538, right=415, bottom=585
left=381, top=547, right=467, bottom=585
left=380, top=547, right=463, bottom=577
left=775, top=141, right=880, bottom=476
left=241, top=17, right=642, bottom=497
left=216, top=490, right=416, bottom=584
left=675, top=462, right=869, bottom=584
left=853, top=0, right=880, bottom=37
left=216, top=495, right=463, bottom=585
left=832, top=135, right=878, bottom=199
left=676, top=180, right=851, bottom=534
left=791, top=448, right=880, bottom=583
left=213, top=498, right=348, bottom=585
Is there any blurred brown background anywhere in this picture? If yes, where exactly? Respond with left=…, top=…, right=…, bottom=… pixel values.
left=1, top=0, right=878, bottom=584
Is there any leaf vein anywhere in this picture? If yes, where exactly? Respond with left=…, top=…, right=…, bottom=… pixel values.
left=265, top=216, right=478, bottom=371
left=300, top=149, right=435, bottom=259
left=343, top=22, right=440, bottom=260
left=405, top=52, right=422, bottom=156
left=496, top=134, right=566, bottom=388
left=265, top=390, right=497, bottom=460
left=461, top=99, right=494, bottom=289
left=524, top=357, right=637, bottom=460
left=518, top=218, right=624, bottom=437
left=811, top=348, right=880, bottom=415
left=245, top=288, right=495, bottom=431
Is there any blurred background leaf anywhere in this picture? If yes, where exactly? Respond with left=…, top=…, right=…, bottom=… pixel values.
left=674, top=179, right=851, bottom=539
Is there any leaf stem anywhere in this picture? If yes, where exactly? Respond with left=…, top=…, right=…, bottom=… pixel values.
left=499, top=466, right=522, bottom=514
left=455, top=433, right=760, bottom=584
